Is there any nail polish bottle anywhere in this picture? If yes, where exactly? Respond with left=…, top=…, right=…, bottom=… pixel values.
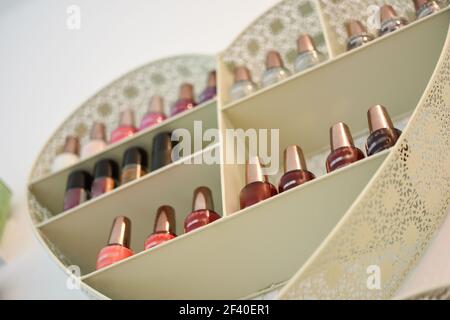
left=379, top=5, right=408, bottom=37
left=120, top=147, right=148, bottom=185
left=96, top=216, right=134, bottom=270
left=198, top=70, right=217, bottom=104
left=63, top=170, right=92, bottom=211
left=144, top=205, right=177, bottom=250
left=81, top=123, right=107, bottom=159
left=51, top=136, right=80, bottom=173
left=260, top=51, right=291, bottom=88
left=239, top=156, right=278, bottom=210
left=279, top=145, right=315, bottom=193
left=110, top=109, right=137, bottom=144
left=345, top=20, right=375, bottom=51
left=326, top=123, right=365, bottom=173
left=151, top=132, right=176, bottom=171
left=139, top=96, right=167, bottom=131
left=413, top=0, right=441, bottom=19
left=294, top=34, right=326, bottom=73
left=366, top=105, right=402, bottom=156
left=171, top=83, right=197, bottom=116
left=184, top=187, right=221, bottom=233
left=91, top=159, right=119, bottom=199
left=229, top=66, right=258, bottom=102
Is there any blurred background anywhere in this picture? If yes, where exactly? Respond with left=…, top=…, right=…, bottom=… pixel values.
left=0, top=0, right=449, bottom=299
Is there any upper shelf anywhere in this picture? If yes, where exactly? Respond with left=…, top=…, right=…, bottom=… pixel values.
left=29, top=100, right=217, bottom=215
left=219, top=9, right=450, bottom=157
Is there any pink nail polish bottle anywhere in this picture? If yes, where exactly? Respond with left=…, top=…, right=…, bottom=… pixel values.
left=170, top=83, right=197, bottom=116
left=139, top=96, right=167, bottom=131
left=110, top=108, right=137, bottom=144
left=144, top=205, right=177, bottom=250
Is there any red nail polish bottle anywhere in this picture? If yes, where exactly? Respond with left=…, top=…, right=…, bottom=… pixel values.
left=170, top=83, right=197, bottom=116
left=63, top=170, right=92, bottom=211
left=139, top=96, right=167, bottom=131
left=326, top=122, right=365, bottom=173
left=279, top=145, right=315, bottom=193
left=239, top=156, right=278, bottom=210
left=184, top=187, right=221, bottom=233
left=110, top=108, right=137, bottom=144
left=144, top=206, right=177, bottom=250
left=96, top=216, right=134, bottom=270
left=91, top=159, right=119, bottom=199
left=366, top=105, right=402, bottom=156
left=198, top=70, right=217, bottom=104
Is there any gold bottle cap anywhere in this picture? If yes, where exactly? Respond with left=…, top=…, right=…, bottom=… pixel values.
left=368, top=105, right=395, bottom=133
left=148, top=95, right=164, bottom=114
left=297, top=34, right=317, bottom=54
left=245, top=156, right=267, bottom=184
left=153, top=205, right=176, bottom=234
left=108, top=216, right=131, bottom=248
left=412, top=0, right=430, bottom=11
left=380, top=4, right=399, bottom=22
left=284, top=145, right=308, bottom=173
left=345, top=20, right=367, bottom=38
left=90, top=122, right=106, bottom=141
left=119, top=108, right=135, bottom=127
left=179, top=83, right=194, bottom=100
left=234, top=66, right=252, bottom=82
left=206, top=70, right=216, bottom=88
left=265, top=50, right=284, bottom=69
left=63, top=135, right=80, bottom=155
left=330, top=122, right=355, bottom=151
left=192, top=186, right=215, bottom=211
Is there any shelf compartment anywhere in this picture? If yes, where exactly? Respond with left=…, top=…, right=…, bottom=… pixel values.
left=220, top=9, right=449, bottom=157
left=29, top=100, right=218, bottom=215
left=38, top=143, right=222, bottom=275
left=82, top=150, right=389, bottom=299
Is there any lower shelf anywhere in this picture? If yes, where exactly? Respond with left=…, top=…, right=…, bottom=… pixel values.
left=82, top=149, right=390, bottom=299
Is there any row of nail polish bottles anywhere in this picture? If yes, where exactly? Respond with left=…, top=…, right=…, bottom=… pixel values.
left=345, top=1, right=446, bottom=52
left=96, top=186, right=220, bottom=270
left=239, top=105, right=401, bottom=210
left=63, top=132, right=175, bottom=211
left=229, top=34, right=325, bottom=102
left=51, top=71, right=216, bottom=173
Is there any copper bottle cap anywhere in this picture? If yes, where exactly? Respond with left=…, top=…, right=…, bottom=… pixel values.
left=245, top=156, right=267, bottom=184
left=297, top=34, right=317, bottom=54
left=380, top=5, right=399, bottom=22
left=206, top=70, right=217, bottom=88
left=148, top=95, right=164, bottom=114
left=234, top=66, right=252, bottom=82
left=108, top=216, right=131, bottom=248
left=265, top=50, right=284, bottom=69
left=368, top=105, right=395, bottom=133
left=153, top=205, right=176, bottom=234
left=119, top=108, right=135, bottom=127
left=346, top=20, right=367, bottom=38
left=179, top=83, right=194, bottom=100
left=330, top=122, right=355, bottom=151
left=63, top=135, right=80, bottom=155
left=412, top=0, right=430, bottom=11
left=192, top=186, right=215, bottom=211
left=284, top=145, right=308, bottom=173
left=90, top=122, right=106, bottom=141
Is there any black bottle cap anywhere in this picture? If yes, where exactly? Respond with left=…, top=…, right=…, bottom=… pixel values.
left=123, top=147, right=148, bottom=168
left=66, top=171, right=92, bottom=190
left=93, top=159, right=119, bottom=180
left=151, top=132, right=175, bottom=170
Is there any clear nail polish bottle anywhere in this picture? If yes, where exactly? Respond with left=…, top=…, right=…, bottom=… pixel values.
left=294, top=34, right=326, bottom=73
left=229, top=66, right=258, bottom=102
left=413, top=0, right=441, bottom=19
left=260, top=50, right=291, bottom=88
left=379, top=5, right=408, bottom=37
left=345, top=20, right=375, bottom=51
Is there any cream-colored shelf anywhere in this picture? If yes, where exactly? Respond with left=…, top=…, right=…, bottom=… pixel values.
left=81, top=150, right=389, bottom=299
left=29, top=99, right=217, bottom=216
left=37, top=143, right=222, bottom=275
